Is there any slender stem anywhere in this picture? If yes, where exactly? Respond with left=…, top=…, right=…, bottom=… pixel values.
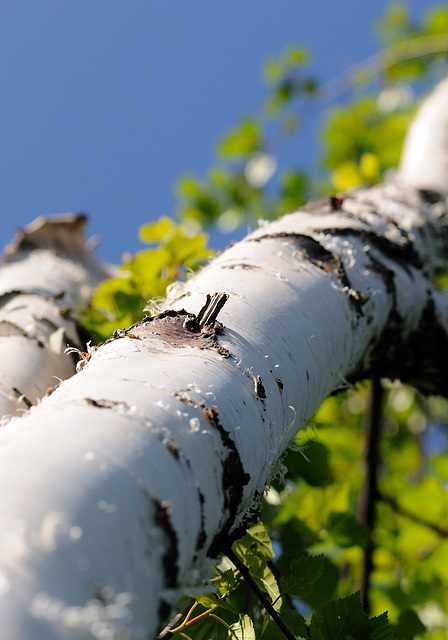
left=357, top=378, right=383, bottom=615
left=209, top=613, right=240, bottom=640
left=225, top=549, right=296, bottom=640
left=156, top=597, right=197, bottom=640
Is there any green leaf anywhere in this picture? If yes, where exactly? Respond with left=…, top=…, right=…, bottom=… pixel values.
left=280, top=554, right=324, bottom=597
left=186, top=614, right=230, bottom=640
left=254, top=561, right=282, bottom=609
left=139, top=216, right=173, bottom=243
left=328, top=512, right=368, bottom=548
left=370, top=612, right=396, bottom=640
left=395, top=609, right=426, bottom=639
left=280, top=609, right=308, bottom=638
left=243, top=522, right=275, bottom=561
left=310, top=592, right=370, bottom=640
left=218, top=120, right=261, bottom=156
left=231, top=615, right=256, bottom=640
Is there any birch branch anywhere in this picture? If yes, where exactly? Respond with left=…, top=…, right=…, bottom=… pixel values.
left=0, top=213, right=113, bottom=417
left=0, top=82, right=447, bottom=639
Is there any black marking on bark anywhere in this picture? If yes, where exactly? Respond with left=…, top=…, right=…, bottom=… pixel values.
left=418, top=189, right=445, bottom=205
left=255, top=375, right=266, bottom=399
left=357, top=296, right=448, bottom=396
left=111, top=294, right=231, bottom=357
left=0, top=288, right=67, bottom=307
left=355, top=305, right=416, bottom=388
left=220, top=263, right=260, bottom=270
left=12, top=388, right=32, bottom=408
left=320, top=227, right=422, bottom=271
left=165, top=439, right=180, bottom=460
left=170, top=390, right=249, bottom=553
left=195, top=490, right=207, bottom=554
left=152, top=498, right=179, bottom=589
left=401, top=297, right=448, bottom=395
left=250, top=232, right=365, bottom=314
left=36, top=317, right=59, bottom=332
left=85, top=398, right=122, bottom=409
left=0, top=291, right=23, bottom=308
left=276, top=378, right=284, bottom=390
left=203, top=406, right=250, bottom=557
left=367, top=253, right=396, bottom=296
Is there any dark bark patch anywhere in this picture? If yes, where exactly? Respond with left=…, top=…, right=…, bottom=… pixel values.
left=220, top=263, right=260, bottom=271
left=320, top=227, right=422, bottom=272
left=250, top=232, right=365, bottom=315
left=402, top=297, right=448, bottom=396
left=195, top=490, right=207, bottom=554
left=204, top=406, right=250, bottom=557
left=418, top=189, right=445, bottom=205
left=152, top=498, right=179, bottom=589
left=276, top=378, right=283, bottom=390
left=367, top=253, right=396, bottom=296
left=330, top=195, right=344, bottom=211
left=255, top=375, right=266, bottom=399
left=364, top=307, right=405, bottom=379
left=360, top=296, right=448, bottom=397
left=113, top=293, right=230, bottom=357
left=85, top=398, right=123, bottom=410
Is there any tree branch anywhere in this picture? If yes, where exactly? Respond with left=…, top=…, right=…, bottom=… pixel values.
left=357, top=378, right=383, bottom=615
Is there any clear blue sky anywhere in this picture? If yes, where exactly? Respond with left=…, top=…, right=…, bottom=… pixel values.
left=0, top=1, right=441, bottom=263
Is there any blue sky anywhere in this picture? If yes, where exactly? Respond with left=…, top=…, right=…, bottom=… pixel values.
left=0, top=1, right=441, bottom=263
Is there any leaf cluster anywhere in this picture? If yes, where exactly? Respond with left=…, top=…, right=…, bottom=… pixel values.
left=80, top=216, right=211, bottom=342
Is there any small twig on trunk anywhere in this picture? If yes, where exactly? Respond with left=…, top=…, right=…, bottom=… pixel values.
left=225, top=548, right=295, bottom=640
left=357, top=377, right=383, bottom=615
left=197, top=292, right=229, bottom=327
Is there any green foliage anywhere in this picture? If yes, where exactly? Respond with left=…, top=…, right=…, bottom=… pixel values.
left=80, top=216, right=211, bottom=341
left=79, top=2, right=448, bottom=637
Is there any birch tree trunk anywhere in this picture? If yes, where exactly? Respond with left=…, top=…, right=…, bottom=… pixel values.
left=0, top=83, right=447, bottom=639
left=0, top=213, right=112, bottom=417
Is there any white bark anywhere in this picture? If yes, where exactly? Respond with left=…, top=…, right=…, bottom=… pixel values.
left=0, top=214, right=112, bottom=416
left=0, top=84, right=447, bottom=639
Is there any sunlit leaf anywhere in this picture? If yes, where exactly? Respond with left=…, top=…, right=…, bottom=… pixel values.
left=369, top=612, right=395, bottom=640
left=231, top=614, right=256, bottom=640
left=218, top=120, right=261, bottom=156
left=139, top=216, right=173, bottom=243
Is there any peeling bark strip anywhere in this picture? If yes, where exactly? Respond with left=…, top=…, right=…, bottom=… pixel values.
left=0, top=80, right=448, bottom=639
left=0, top=214, right=112, bottom=417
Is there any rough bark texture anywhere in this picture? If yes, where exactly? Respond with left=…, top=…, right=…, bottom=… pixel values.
left=0, top=82, right=447, bottom=639
left=0, top=214, right=112, bottom=416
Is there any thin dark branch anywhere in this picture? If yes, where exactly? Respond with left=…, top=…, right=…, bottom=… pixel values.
left=380, top=492, right=448, bottom=538
left=156, top=596, right=196, bottom=640
left=225, top=549, right=296, bottom=640
left=268, top=559, right=295, bottom=611
left=357, top=378, right=384, bottom=615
